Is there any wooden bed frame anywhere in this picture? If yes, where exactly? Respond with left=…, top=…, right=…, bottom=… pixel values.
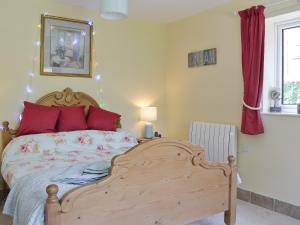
left=1, top=88, right=236, bottom=225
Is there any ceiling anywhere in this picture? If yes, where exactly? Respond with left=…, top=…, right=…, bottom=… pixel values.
left=57, top=0, right=231, bottom=23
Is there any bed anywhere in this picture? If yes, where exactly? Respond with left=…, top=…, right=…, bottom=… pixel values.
left=1, top=88, right=237, bottom=225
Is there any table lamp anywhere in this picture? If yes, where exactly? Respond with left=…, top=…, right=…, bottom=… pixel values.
left=140, top=107, right=157, bottom=139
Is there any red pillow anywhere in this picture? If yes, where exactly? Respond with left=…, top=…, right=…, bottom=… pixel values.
left=87, top=106, right=121, bottom=131
left=56, top=106, right=88, bottom=132
left=17, top=102, right=60, bottom=136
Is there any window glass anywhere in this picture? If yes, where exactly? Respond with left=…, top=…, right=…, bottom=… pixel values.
left=282, top=26, right=300, bottom=105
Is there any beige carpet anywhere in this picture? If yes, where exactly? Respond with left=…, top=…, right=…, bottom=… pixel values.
left=1, top=200, right=300, bottom=225
left=190, top=200, right=300, bottom=225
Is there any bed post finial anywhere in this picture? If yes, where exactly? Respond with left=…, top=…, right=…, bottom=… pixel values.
left=45, top=184, right=61, bottom=225
left=46, top=184, right=59, bottom=204
left=228, top=155, right=235, bottom=167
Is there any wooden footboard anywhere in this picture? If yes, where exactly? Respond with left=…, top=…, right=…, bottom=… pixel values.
left=46, top=139, right=236, bottom=225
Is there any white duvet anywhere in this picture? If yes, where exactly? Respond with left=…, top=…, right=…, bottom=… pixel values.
left=1, top=130, right=138, bottom=225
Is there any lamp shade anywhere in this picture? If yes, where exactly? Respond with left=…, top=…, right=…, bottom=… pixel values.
left=140, top=107, right=157, bottom=122
left=100, top=0, right=128, bottom=20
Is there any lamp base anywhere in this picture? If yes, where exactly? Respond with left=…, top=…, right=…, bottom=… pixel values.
left=144, top=123, right=153, bottom=139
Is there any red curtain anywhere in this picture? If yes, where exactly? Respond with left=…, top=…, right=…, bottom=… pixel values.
left=239, top=6, right=265, bottom=135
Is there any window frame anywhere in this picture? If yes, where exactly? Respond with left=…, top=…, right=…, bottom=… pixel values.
left=276, top=19, right=300, bottom=112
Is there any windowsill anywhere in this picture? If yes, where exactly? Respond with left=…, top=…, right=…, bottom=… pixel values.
left=262, top=112, right=300, bottom=117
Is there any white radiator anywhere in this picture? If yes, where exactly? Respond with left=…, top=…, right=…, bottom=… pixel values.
left=189, top=121, right=237, bottom=163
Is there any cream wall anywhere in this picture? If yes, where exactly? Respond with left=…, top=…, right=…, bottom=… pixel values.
left=1, top=0, right=300, bottom=207
left=166, top=0, right=300, bottom=206
left=0, top=0, right=167, bottom=138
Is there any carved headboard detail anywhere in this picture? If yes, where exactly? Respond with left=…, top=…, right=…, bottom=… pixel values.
left=37, top=88, right=99, bottom=113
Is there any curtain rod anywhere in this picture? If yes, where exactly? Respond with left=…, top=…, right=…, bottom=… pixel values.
left=233, top=0, right=298, bottom=16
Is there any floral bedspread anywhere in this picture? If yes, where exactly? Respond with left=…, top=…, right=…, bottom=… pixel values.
left=1, top=130, right=137, bottom=188
left=1, top=130, right=138, bottom=225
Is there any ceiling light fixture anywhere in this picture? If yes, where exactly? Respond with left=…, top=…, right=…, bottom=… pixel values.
left=100, top=0, right=128, bottom=20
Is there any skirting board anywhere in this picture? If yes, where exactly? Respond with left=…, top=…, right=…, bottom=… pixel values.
left=237, top=188, right=300, bottom=220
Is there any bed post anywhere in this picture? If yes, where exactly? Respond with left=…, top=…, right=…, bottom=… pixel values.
left=1, top=121, right=13, bottom=197
left=1, top=121, right=12, bottom=156
left=224, top=156, right=237, bottom=225
left=46, top=184, right=61, bottom=225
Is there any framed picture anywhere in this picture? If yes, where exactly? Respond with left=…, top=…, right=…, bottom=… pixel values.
left=40, top=15, right=93, bottom=78
left=188, top=48, right=217, bottom=68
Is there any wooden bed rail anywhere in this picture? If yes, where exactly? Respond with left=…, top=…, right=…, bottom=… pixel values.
left=46, top=139, right=237, bottom=225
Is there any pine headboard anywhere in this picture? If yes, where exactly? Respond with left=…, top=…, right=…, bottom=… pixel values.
left=1, top=88, right=121, bottom=155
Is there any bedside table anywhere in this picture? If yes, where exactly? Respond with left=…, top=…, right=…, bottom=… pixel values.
left=137, top=137, right=160, bottom=144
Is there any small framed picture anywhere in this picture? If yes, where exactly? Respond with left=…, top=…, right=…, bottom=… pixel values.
left=188, top=48, right=217, bottom=68
left=40, top=15, right=93, bottom=78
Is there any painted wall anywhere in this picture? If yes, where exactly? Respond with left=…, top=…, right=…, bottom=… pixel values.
left=1, top=0, right=300, bottom=207
left=166, top=0, right=300, bottom=206
left=0, top=0, right=167, bottom=140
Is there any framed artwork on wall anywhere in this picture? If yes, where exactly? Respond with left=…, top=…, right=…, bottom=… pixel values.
left=40, top=15, right=93, bottom=78
left=188, top=48, right=217, bottom=68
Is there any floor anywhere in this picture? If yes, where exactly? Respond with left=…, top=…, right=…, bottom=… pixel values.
left=1, top=200, right=299, bottom=225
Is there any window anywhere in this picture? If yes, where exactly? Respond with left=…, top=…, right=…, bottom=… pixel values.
left=282, top=26, right=300, bottom=105
left=275, top=20, right=300, bottom=112
left=264, top=12, right=300, bottom=114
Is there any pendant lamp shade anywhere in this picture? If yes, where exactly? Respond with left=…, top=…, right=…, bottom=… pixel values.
left=100, top=0, right=128, bottom=20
